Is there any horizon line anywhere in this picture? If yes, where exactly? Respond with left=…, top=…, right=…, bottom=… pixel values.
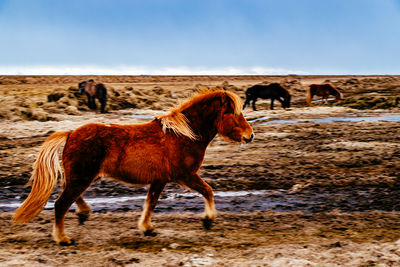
left=0, top=65, right=397, bottom=76
left=0, top=65, right=308, bottom=76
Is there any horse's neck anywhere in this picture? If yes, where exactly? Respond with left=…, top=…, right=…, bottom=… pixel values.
left=280, top=90, right=288, bottom=99
left=183, top=108, right=219, bottom=145
left=85, top=83, right=96, bottom=96
left=329, top=88, right=340, bottom=99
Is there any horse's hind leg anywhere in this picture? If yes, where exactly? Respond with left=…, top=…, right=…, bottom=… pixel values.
left=252, top=98, right=257, bottom=111
left=75, top=196, right=91, bottom=225
left=53, top=179, right=92, bottom=245
left=99, top=97, right=106, bottom=113
left=138, top=181, right=166, bottom=236
left=179, top=174, right=215, bottom=230
left=270, top=98, right=275, bottom=110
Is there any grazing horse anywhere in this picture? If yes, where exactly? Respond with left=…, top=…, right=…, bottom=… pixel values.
left=243, top=83, right=291, bottom=111
left=306, top=84, right=343, bottom=106
left=79, top=79, right=107, bottom=113
left=13, top=89, right=254, bottom=246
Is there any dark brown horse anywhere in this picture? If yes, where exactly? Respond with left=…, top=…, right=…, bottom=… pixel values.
left=243, top=83, right=291, bottom=110
left=13, top=89, right=254, bottom=245
left=79, top=79, right=107, bottom=113
left=306, top=84, right=343, bottom=106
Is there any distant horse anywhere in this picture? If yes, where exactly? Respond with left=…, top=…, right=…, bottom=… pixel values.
left=306, top=84, right=343, bottom=106
left=78, top=80, right=107, bottom=113
left=13, top=89, right=254, bottom=246
left=243, top=83, right=291, bottom=110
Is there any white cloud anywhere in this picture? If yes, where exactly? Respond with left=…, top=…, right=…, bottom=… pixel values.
left=0, top=65, right=310, bottom=75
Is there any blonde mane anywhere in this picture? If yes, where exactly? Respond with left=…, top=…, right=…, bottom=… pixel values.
left=157, top=89, right=243, bottom=140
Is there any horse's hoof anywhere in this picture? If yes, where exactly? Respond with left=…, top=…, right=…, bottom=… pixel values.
left=77, top=213, right=89, bottom=225
left=144, top=230, right=157, bottom=237
left=202, top=218, right=213, bottom=230
left=59, top=239, right=76, bottom=246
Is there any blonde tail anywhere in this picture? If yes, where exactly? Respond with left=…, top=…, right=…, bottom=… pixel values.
left=13, top=131, right=70, bottom=223
left=306, top=86, right=312, bottom=106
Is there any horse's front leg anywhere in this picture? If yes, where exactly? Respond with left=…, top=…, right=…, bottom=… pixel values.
left=276, top=97, right=285, bottom=109
left=179, top=174, right=216, bottom=230
left=243, top=98, right=250, bottom=109
left=138, top=181, right=166, bottom=236
left=270, top=98, right=275, bottom=110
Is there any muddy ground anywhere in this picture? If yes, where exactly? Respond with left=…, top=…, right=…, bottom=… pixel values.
left=1, top=75, right=400, bottom=266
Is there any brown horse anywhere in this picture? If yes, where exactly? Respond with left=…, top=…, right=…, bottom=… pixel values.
left=13, top=89, right=254, bottom=245
left=79, top=79, right=107, bottom=113
left=306, top=84, right=343, bottom=106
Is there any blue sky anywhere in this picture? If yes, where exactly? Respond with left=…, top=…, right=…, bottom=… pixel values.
left=0, top=0, right=399, bottom=75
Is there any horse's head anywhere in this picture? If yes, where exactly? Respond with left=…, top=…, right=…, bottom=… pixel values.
left=336, top=87, right=344, bottom=101
left=283, top=93, right=291, bottom=108
left=218, top=112, right=254, bottom=143
left=331, top=86, right=344, bottom=102
left=159, top=90, right=254, bottom=143
left=78, top=81, right=87, bottom=95
left=217, top=92, right=254, bottom=143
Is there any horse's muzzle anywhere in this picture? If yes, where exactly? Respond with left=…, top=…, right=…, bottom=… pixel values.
left=243, top=133, right=254, bottom=143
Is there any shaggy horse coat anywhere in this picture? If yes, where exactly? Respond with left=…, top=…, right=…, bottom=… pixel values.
left=13, top=89, right=254, bottom=245
left=79, top=80, right=107, bottom=113
left=243, top=83, right=291, bottom=110
left=306, top=84, right=343, bottom=106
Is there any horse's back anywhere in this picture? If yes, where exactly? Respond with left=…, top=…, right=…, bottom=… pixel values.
left=95, top=83, right=107, bottom=98
left=250, top=84, right=286, bottom=98
left=309, top=84, right=330, bottom=96
left=66, top=122, right=163, bottom=148
left=62, top=121, right=192, bottom=184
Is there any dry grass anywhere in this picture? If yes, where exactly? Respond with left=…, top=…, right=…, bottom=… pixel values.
left=1, top=75, right=400, bottom=120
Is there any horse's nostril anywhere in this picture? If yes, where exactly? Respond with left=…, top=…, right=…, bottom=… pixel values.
left=244, top=133, right=254, bottom=143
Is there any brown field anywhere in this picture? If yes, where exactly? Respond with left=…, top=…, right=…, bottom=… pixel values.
left=1, top=75, right=400, bottom=266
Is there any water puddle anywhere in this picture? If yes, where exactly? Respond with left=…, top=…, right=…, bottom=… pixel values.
left=131, top=113, right=400, bottom=125
left=2, top=188, right=389, bottom=213
left=0, top=190, right=271, bottom=213
left=250, top=113, right=400, bottom=125
left=312, top=98, right=336, bottom=103
left=0, top=188, right=400, bottom=213
left=130, top=114, right=154, bottom=120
